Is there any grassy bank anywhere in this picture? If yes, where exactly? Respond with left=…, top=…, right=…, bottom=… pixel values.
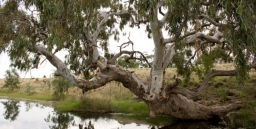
left=0, top=64, right=256, bottom=127
left=0, top=91, right=52, bottom=101
left=0, top=74, right=151, bottom=115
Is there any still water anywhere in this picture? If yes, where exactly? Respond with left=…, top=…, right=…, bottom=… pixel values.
left=0, top=99, right=166, bottom=129
left=0, top=99, right=225, bottom=129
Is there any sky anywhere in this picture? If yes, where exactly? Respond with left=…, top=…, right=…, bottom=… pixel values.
left=0, top=26, right=154, bottom=78
left=0, top=0, right=157, bottom=78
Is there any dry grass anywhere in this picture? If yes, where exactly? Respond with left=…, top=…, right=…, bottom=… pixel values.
left=0, top=64, right=256, bottom=126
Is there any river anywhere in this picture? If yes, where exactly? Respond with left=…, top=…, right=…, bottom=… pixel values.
left=0, top=99, right=226, bottom=129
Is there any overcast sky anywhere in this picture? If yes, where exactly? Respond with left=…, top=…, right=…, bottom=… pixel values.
left=0, top=1, right=157, bottom=78
left=0, top=26, right=154, bottom=78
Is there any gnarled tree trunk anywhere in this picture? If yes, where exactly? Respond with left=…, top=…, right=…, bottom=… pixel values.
left=28, top=1, right=242, bottom=120
left=33, top=44, right=241, bottom=120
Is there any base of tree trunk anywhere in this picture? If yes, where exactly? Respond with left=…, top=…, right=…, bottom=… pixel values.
left=147, top=94, right=242, bottom=120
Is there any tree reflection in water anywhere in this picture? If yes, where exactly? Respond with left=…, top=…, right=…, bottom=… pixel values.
left=1, top=100, right=20, bottom=121
left=25, top=101, right=33, bottom=112
left=44, top=112, right=96, bottom=129
left=44, top=112, right=76, bottom=129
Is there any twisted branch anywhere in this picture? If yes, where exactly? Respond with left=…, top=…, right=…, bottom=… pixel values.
left=171, top=69, right=237, bottom=98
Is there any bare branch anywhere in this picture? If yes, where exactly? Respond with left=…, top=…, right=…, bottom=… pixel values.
left=185, top=47, right=201, bottom=66
left=108, top=50, right=152, bottom=68
left=118, top=33, right=134, bottom=52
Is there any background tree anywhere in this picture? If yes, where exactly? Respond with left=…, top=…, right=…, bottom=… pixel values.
left=0, top=0, right=255, bottom=120
left=2, top=69, right=20, bottom=91
left=117, top=55, right=140, bottom=68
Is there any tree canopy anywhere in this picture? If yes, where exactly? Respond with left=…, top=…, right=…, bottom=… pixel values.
left=0, top=0, right=255, bottom=120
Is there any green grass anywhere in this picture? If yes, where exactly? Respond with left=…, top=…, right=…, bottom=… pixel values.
left=0, top=90, right=52, bottom=101
left=232, top=109, right=256, bottom=128
left=77, top=97, right=149, bottom=115
left=54, top=97, right=82, bottom=112
left=111, top=100, right=149, bottom=115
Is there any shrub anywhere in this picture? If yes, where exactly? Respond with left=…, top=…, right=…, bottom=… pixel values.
left=25, top=84, right=35, bottom=95
left=51, top=76, right=71, bottom=100
left=2, top=69, right=20, bottom=91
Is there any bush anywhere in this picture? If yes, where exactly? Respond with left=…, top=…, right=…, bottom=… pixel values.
left=25, top=84, right=35, bottom=95
left=51, top=76, right=71, bottom=100
left=2, top=69, right=20, bottom=91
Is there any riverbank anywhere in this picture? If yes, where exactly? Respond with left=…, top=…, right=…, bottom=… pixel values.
left=0, top=64, right=256, bottom=128
left=0, top=89, right=172, bottom=126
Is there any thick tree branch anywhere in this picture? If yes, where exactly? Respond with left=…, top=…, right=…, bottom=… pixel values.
left=200, top=14, right=226, bottom=27
left=186, top=32, right=223, bottom=44
left=163, top=44, right=175, bottom=68
left=163, top=24, right=211, bottom=44
left=171, top=70, right=237, bottom=98
left=30, top=45, right=82, bottom=86
left=159, top=5, right=169, bottom=27
left=28, top=45, right=151, bottom=97
left=29, top=45, right=110, bottom=90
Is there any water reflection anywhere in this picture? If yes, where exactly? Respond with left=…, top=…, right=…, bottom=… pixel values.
left=0, top=99, right=226, bottom=129
left=1, top=100, right=20, bottom=121
left=0, top=99, right=163, bottom=129
left=45, top=112, right=75, bottom=129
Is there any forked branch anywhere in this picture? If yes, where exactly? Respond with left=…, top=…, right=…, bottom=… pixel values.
left=163, top=24, right=211, bottom=44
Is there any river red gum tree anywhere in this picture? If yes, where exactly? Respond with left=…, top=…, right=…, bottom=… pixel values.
left=1, top=0, right=255, bottom=120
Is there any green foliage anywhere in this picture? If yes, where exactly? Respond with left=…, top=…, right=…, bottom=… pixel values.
left=233, top=110, right=256, bottom=128
left=172, top=51, right=191, bottom=82
left=51, top=77, right=71, bottom=100
left=117, top=55, right=140, bottom=68
left=2, top=69, right=20, bottom=91
left=1, top=0, right=256, bottom=86
left=193, top=54, right=214, bottom=79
